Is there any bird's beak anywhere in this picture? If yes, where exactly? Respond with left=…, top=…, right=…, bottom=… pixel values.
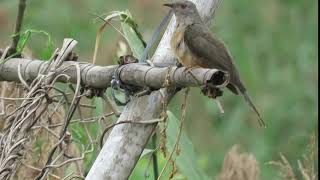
left=163, top=3, right=174, bottom=8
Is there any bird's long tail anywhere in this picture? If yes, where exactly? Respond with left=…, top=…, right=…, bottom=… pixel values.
left=240, top=91, right=266, bottom=128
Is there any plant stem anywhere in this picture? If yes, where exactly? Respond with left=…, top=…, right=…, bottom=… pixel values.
left=9, top=0, right=27, bottom=56
left=152, top=134, right=159, bottom=180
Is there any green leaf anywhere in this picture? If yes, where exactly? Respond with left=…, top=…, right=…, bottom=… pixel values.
left=92, top=97, right=104, bottom=117
left=98, top=10, right=145, bottom=59
left=16, top=29, right=54, bottom=60
left=140, top=148, right=156, bottom=159
left=120, top=14, right=145, bottom=59
left=121, top=22, right=145, bottom=59
left=162, top=111, right=210, bottom=180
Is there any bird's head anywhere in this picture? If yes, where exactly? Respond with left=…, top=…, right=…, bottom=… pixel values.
left=164, top=0, right=200, bottom=22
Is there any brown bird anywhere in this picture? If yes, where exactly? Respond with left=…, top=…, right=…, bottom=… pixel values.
left=164, top=0, right=266, bottom=127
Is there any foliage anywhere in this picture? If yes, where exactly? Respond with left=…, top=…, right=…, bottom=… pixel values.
left=0, top=0, right=317, bottom=179
left=15, top=29, right=53, bottom=60
left=162, top=111, right=210, bottom=180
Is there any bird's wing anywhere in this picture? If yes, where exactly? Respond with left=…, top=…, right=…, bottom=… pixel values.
left=184, top=23, right=245, bottom=94
left=184, top=23, right=235, bottom=72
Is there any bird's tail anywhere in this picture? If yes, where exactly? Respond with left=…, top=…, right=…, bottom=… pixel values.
left=240, top=90, right=266, bottom=128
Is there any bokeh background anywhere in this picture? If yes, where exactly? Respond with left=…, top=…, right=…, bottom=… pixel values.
left=0, top=0, right=318, bottom=179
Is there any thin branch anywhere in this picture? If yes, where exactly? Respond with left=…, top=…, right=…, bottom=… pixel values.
left=20, top=162, right=61, bottom=179
left=8, top=0, right=27, bottom=56
left=30, top=112, right=115, bottom=129
left=157, top=88, right=189, bottom=180
left=152, top=134, right=159, bottom=180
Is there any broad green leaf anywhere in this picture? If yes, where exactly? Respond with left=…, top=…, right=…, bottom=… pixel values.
left=162, top=111, right=210, bottom=180
left=119, top=11, right=145, bottom=59
left=122, top=22, right=145, bottom=59
left=99, top=10, right=145, bottom=60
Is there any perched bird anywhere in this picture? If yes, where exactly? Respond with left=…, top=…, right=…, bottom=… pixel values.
left=164, top=0, right=266, bottom=127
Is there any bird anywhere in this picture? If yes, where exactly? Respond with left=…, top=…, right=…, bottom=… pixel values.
left=163, top=0, right=266, bottom=127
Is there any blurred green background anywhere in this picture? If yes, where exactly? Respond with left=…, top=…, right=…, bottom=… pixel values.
left=0, top=0, right=317, bottom=179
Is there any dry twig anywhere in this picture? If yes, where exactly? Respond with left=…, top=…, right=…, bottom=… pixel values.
left=157, top=88, right=190, bottom=180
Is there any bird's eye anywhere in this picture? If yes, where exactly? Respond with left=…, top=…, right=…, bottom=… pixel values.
left=180, top=4, right=187, bottom=9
